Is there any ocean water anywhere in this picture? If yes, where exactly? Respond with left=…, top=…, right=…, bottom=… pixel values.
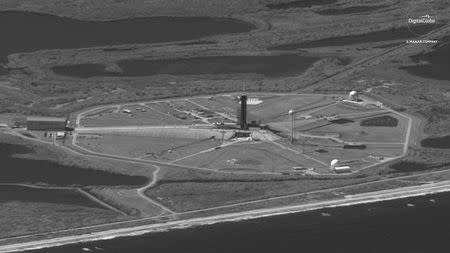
left=27, top=191, right=450, bottom=253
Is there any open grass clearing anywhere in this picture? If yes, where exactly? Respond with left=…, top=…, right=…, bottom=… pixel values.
left=174, top=141, right=326, bottom=173
left=77, top=133, right=223, bottom=161
left=309, top=102, right=383, bottom=117
left=247, top=95, right=330, bottom=123
left=145, top=176, right=370, bottom=212
left=87, top=187, right=164, bottom=217
left=80, top=104, right=184, bottom=127
left=0, top=201, right=124, bottom=238
left=188, top=96, right=238, bottom=116
left=303, top=114, right=408, bottom=143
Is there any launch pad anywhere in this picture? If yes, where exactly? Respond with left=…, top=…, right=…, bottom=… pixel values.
left=74, top=92, right=409, bottom=175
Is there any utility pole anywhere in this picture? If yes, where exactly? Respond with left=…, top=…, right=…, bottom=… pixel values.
left=288, top=109, right=294, bottom=143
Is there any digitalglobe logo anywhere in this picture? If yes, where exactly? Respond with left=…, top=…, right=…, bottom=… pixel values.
left=408, top=14, right=436, bottom=25
left=407, top=13, right=438, bottom=36
left=406, top=12, right=439, bottom=44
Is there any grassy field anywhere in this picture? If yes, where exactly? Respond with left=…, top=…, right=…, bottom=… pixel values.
left=80, top=104, right=187, bottom=127
left=189, top=96, right=238, bottom=116
left=145, top=160, right=450, bottom=214
left=0, top=201, right=124, bottom=238
left=77, top=133, right=223, bottom=161
left=277, top=139, right=404, bottom=170
left=309, top=102, right=382, bottom=117
left=145, top=158, right=450, bottom=213
left=86, top=187, right=164, bottom=217
left=303, top=113, right=408, bottom=143
left=248, top=95, right=330, bottom=123
left=175, top=141, right=327, bottom=172
left=145, top=176, right=373, bottom=212
left=76, top=93, right=407, bottom=175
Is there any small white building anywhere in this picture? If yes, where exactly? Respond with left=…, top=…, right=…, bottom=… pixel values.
left=334, top=166, right=351, bottom=173
left=56, top=132, right=66, bottom=139
left=329, top=159, right=352, bottom=173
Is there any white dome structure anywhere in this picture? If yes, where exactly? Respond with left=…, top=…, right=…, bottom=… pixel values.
left=348, top=90, right=358, bottom=101
left=330, top=159, right=339, bottom=170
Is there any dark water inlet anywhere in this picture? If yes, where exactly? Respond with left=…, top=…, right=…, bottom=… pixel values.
left=267, top=0, right=338, bottom=9
left=0, top=11, right=255, bottom=62
left=421, top=135, right=450, bottom=149
left=28, top=192, right=450, bottom=253
left=0, top=143, right=147, bottom=186
left=270, top=24, right=444, bottom=50
left=52, top=64, right=118, bottom=79
left=400, top=36, right=450, bottom=81
left=0, top=185, right=106, bottom=209
left=387, top=161, right=450, bottom=173
left=314, top=5, right=388, bottom=15
left=51, top=55, right=321, bottom=78
left=373, top=41, right=404, bottom=49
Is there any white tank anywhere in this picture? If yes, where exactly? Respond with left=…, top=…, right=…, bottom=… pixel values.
left=349, top=91, right=358, bottom=101
left=330, top=159, right=339, bottom=169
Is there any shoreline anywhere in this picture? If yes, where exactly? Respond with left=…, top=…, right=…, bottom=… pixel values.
left=1, top=180, right=450, bottom=253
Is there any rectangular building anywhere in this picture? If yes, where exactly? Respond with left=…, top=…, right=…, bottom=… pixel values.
left=26, top=116, right=67, bottom=131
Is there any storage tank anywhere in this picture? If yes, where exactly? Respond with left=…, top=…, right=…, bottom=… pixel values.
left=330, top=159, right=339, bottom=170
left=334, top=166, right=351, bottom=173
left=348, top=90, right=358, bottom=101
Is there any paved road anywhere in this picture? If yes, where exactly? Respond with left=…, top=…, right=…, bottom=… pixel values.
left=136, top=165, right=176, bottom=215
